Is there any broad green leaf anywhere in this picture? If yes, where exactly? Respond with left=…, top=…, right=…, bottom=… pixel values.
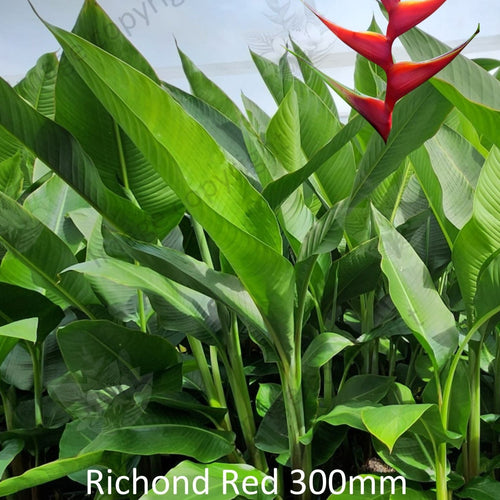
left=453, top=147, right=500, bottom=317
left=0, top=78, right=157, bottom=241
left=303, top=333, right=353, bottom=368
left=266, top=88, right=305, bottom=173
left=256, top=383, right=281, bottom=418
left=0, top=192, right=98, bottom=313
left=476, top=254, right=500, bottom=323
left=55, top=0, right=183, bottom=237
left=104, top=232, right=268, bottom=336
left=0, top=439, right=23, bottom=478
left=250, top=51, right=289, bottom=105
left=67, top=259, right=222, bottom=346
left=255, top=395, right=288, bottom=455
left=350, top=84, right=453, bottom=206
left=24, top=175, right=88, bottom=252
left=425, top=126, right=483, bottom=229
left=0, top=152, right=23, bottom=199
left=45, top=23, right=295, bottom=358
left=336, top=375, right=394, bottom=405
left=0, top=451, right=110, bottom=497
left=177, top=47, right=247, bottom=127
left=373, top=436, right=435, bottom=482
left=241, top=93, right=271, bottom=135
left=141, top=460, right=275, bottom=500
left=456, top=476, right=500, bottom=499
left=57, top=320, right=179, bottom=388
left=290, top=40, right=337, bottom=114
left=15, top=52, right=58, bottom=118
left=262, top=115, right=364, bottom=209
left=362, top=404, right=434, bottom=452
left=318, top=401, right=378, bottom=431
left=163, top=83, right=256, bottom=181
left=83, top=424, right=234, bottom=463
left=298, top=201, right=347, bottom=261
left=401, top=27, right=500, bottom=147
left=0, top=318, right=38, bottom=343
left=410, top=147, right=459, bottom=247
left=374, top=209, right=458, bottom=370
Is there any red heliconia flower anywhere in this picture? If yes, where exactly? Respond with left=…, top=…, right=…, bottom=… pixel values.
left=385, top=26, right=479, bottom=109
left=302, top=0, right=478, bottom=142
left=386, top=0, right=447, bottom=42
left=309, top=7, right=393, bottom=70
left=324, top=76, right=393, bottom=142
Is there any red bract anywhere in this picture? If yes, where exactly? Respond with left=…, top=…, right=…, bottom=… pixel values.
left=304, top=1, right=478, bottom=142
left=311, top=10, right=393, bottom=70
left=386, top=0, right=447, bottom=42
left=325, top=76, right=393, bottom=141
left=385, top=26, right=479, bottom=109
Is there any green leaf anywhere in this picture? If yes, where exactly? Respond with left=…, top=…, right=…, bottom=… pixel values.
left=57, top=320, right=179, bottom=387
left=374, top=209, right=458, bottom=370
left=425, top=126, right=483, bottom=230
left=303, top=333, right=353, bottom=368
left=0, top=192, right=98, bottom=313
left=362, top=404, right=434, bottom=452
left=456, top=476, right=500, bottom=500
left=55, top=0, right=183, bottom=237
left=0, top=451, right=109, bottom=497
left=177, top=47, right=247, bottom=127
left=0, top=78, right=157, bottom=241
left=84, top=424, right=234, bottom=463
left=0, top=439, right=23, bottom=478
left=44, top=23, right=295, bottom=359
left=15, top=52, right=58, bottom=118
left=141, top=460, right=276, bottom=499
left=24, top=175, right=88, bottom=252
left=298, top=201, right=347, bottom=261
left=401, top=27, right=500, bottom=147
left=67, top=259, right=222, bottom=346
left=350, top=84, right=453, bottom=206
left=103, top=232, right=268, bottom=336
left=318, top=401, right=379, bottom=431
left=266, top=88, right=305, bottom=173
left=0, top=152, right=23, bottom=199
left=336, top=375, right=394, bottom=405
left=262, top=116, right=364, bottom=209
left=453, top=147, right=500, bottom=317
left=0, top=318, right=38, bottom=343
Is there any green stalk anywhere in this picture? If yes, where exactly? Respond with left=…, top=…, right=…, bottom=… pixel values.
left=25, top=342, right=43, bottom=428
left=467, top=337, right=484, bottom=480
left=191, top=217, right=266, bottom=468
left=435, top=443, right=449, bottom=500
left=221, top=314, right=267, bottom=471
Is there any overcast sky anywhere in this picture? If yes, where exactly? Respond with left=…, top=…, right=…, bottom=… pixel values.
left=1, top=0, right=499, bottom=115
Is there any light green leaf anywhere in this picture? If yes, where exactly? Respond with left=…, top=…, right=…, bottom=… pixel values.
left=15, top=52, right=58, bottom=118
left=0, top=78, right=157, bottom=241
left=453, top=147, right=500, bottom=318
left=0, top=318, right=38, bottom=343
left=362, top=404, right=434, bottom=453
left=425, top=126, right=483, bottom=229
left=45, top=22, right=295, bottom=358
left=0, top=451, right=109, bottom=497
left=374, top=209, right=458, bottom=370
left=0, top=152, right=23, bottom=199
left=141, top=460, right=275, bottom=499
left=303, top=333, right=353, bottom=368
left=0, top=439, right=23, bottom=478
left=0, top=192, right=98, bottom=313
left=84, top=425, right=234, bottom=463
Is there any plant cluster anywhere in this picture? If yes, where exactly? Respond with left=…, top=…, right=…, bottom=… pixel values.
left=0, top=0, right=499, bottom=499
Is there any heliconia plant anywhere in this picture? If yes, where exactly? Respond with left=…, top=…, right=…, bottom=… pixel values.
left=304, top=0, right=479, bottom=141
left=0, top=1, right=500, bottom=499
